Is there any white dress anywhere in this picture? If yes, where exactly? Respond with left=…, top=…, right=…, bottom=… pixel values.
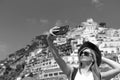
left=74, top=69, right=94, bottom=80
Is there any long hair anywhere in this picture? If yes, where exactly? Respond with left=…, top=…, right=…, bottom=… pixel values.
left=78, top=41, right=101, bottom=80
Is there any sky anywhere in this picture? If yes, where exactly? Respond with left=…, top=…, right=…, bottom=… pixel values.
left=0, top=0, right=120, bottom=60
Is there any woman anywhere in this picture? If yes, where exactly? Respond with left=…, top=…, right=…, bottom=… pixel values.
left=47, top=28, right=120, bottom=80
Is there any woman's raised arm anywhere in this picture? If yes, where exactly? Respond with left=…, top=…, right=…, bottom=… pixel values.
left=101, top=56, right=120, bottom=80
left=47, top=35, right=73, bottom=77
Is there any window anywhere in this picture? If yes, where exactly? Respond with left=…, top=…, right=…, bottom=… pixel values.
left=49, top=62, right=51, bottom=64
left=46, top=63, right=48, bottom=65
left=59, top=72, right=64, bottom=75
left=43, top=60, right=45, bottom=62
left=54, top=62, right=57, bottom=64
left=49, top=73, right=53, bottom=76
left=44, top=74, right=48, bottom=77
left=54, top=73, right=58, bottom=76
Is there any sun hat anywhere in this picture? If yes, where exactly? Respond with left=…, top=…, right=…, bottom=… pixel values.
left=78, top=41, right=101, bottom=66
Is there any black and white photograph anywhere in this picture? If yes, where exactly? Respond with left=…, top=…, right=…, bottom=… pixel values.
left=0, top=0, right=120, bottom=80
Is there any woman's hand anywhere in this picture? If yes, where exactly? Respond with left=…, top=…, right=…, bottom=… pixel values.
left=49, top=26, right=60, bottom=36
left=101, top=56, right=120, bottom=80
left=91, top=51, right=97, bottom=64
left=101, top=56, right=111, bottom=63
left=101, top=56, right=106, bottom=63
left=101, top=56, right=120, bottom=69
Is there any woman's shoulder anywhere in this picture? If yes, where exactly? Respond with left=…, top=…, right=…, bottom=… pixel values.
left=68, top=67, right=78, bottom=80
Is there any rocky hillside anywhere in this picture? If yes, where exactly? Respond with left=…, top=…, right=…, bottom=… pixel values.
left=0, top=19, right=120, bottom=80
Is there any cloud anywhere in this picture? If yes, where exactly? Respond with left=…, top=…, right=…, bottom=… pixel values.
left=26, top=18, right=37, bottom=24
left=91, top=0, right=103, bottom=8
left=55, top=20, right=63, bottom=26
left=25, top=18, right=49, bottom=27
left=39, top=19, right=49, bottom=28
left=40, top=19, right=48, bottom=24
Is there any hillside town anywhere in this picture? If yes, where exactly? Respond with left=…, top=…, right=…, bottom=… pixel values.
left=0, top=18, right=120, bottom=80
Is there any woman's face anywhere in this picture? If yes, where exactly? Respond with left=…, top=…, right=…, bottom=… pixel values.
left=79, top=48, right=94, bottom=62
